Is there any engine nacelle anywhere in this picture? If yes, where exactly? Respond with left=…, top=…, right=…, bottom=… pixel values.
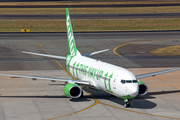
left=138, top=81, right=148, bottom=96
left=64, top=83, right=82, bottom=98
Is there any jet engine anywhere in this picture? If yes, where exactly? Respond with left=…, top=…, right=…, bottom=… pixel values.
left=138, top=81, right=148, bottom=96
left=64, top=83, right=82, bottom=98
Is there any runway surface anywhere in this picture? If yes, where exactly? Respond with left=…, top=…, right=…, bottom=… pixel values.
left=0, top=31, right=180, bottom=120
left=1, top=13, right=180, bottom=20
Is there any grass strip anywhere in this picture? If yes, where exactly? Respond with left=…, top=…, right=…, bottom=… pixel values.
left=150, top=45, right=180, bottom=56
left=0, top=6, right=180, bottom=14
left=0, top=18, right=179, bottom=32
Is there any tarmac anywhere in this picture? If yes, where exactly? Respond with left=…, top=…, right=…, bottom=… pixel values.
left=0, top=32, right=180, bottom=120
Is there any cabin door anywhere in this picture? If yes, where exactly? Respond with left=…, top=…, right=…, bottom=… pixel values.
left=113, top=75, right=118, bottom=89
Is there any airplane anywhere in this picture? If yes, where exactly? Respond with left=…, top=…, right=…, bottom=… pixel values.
left=0, top=8, right=180, bottom=108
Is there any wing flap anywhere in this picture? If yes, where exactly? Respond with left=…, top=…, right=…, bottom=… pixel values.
left=136, top=68, right=180, bottom=79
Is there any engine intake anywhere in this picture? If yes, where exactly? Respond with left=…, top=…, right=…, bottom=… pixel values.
left=64, top=83, right=82, bottom=98
left=138, top=81, right=148, bottom=96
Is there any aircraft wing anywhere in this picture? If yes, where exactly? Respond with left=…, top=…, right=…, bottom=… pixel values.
left=136, top=68, right=180, bottom=79
left=0, top=73, right=90, bottom=86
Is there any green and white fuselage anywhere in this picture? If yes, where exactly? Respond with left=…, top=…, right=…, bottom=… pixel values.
left=66, top=55, right=138, bottom=99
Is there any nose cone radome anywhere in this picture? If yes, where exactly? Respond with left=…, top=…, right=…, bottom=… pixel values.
left=129, top=85, right=138, bottom=97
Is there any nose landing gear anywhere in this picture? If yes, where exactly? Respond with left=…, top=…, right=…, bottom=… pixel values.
left=124, top=99, right=132, bottom=108
left=124, top=102, right=130, bottom=108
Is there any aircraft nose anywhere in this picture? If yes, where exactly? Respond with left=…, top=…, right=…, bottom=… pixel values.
left=129, top=85, right=138, bottom=97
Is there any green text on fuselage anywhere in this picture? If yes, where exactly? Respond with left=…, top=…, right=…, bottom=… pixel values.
left=72, top=62, right=104, bottom=80
left=71, top=62, right=113, bottom=93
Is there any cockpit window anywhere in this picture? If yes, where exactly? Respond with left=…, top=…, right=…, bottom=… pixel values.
left=121, top=80, right=138, bottom=84
left=126, top=80, right=132, bottom=83
left=133, top=80, right=138, bottom=83
left=121, top=80, right=125, bottom=84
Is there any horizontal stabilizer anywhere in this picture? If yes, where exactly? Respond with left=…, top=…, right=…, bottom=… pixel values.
left=83, top=49, right=109, bottom=57
left=22, top=51, right=66, bottom=60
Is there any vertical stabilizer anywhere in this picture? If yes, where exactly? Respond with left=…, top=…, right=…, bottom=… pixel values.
left=65, top=8, right=81, bottom=56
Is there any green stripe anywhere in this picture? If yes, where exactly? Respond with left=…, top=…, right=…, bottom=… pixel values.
left=76, top=63, right=79, bottom=78
left=108, top=73, right=113, bottom=90
left=104, top=78, right=107, bottom=89
left=119, top=95, right=135, bottom=99
left=108, top=79, right=111, bottom=90
left=104, top=72, right=108, bottom=89
left=72, top=62, right=76, bottom=77
left=106, top=90, right=113, bottom=94
left=66, top=55, right=74, bottom=71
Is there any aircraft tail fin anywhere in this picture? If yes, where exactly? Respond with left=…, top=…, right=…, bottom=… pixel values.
left=65, top=8, right=81, bottom=56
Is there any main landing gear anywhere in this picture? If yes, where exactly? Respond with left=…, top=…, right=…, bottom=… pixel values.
left=124, top=99, right=132, bottom=108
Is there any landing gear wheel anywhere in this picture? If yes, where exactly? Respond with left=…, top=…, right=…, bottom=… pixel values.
left=124, top=102, right=130, bottom=108
left=80, top=91, right=84, bottom=98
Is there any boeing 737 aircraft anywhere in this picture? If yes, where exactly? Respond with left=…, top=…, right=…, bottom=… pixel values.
left=0, top=8, right=180, bottom=107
